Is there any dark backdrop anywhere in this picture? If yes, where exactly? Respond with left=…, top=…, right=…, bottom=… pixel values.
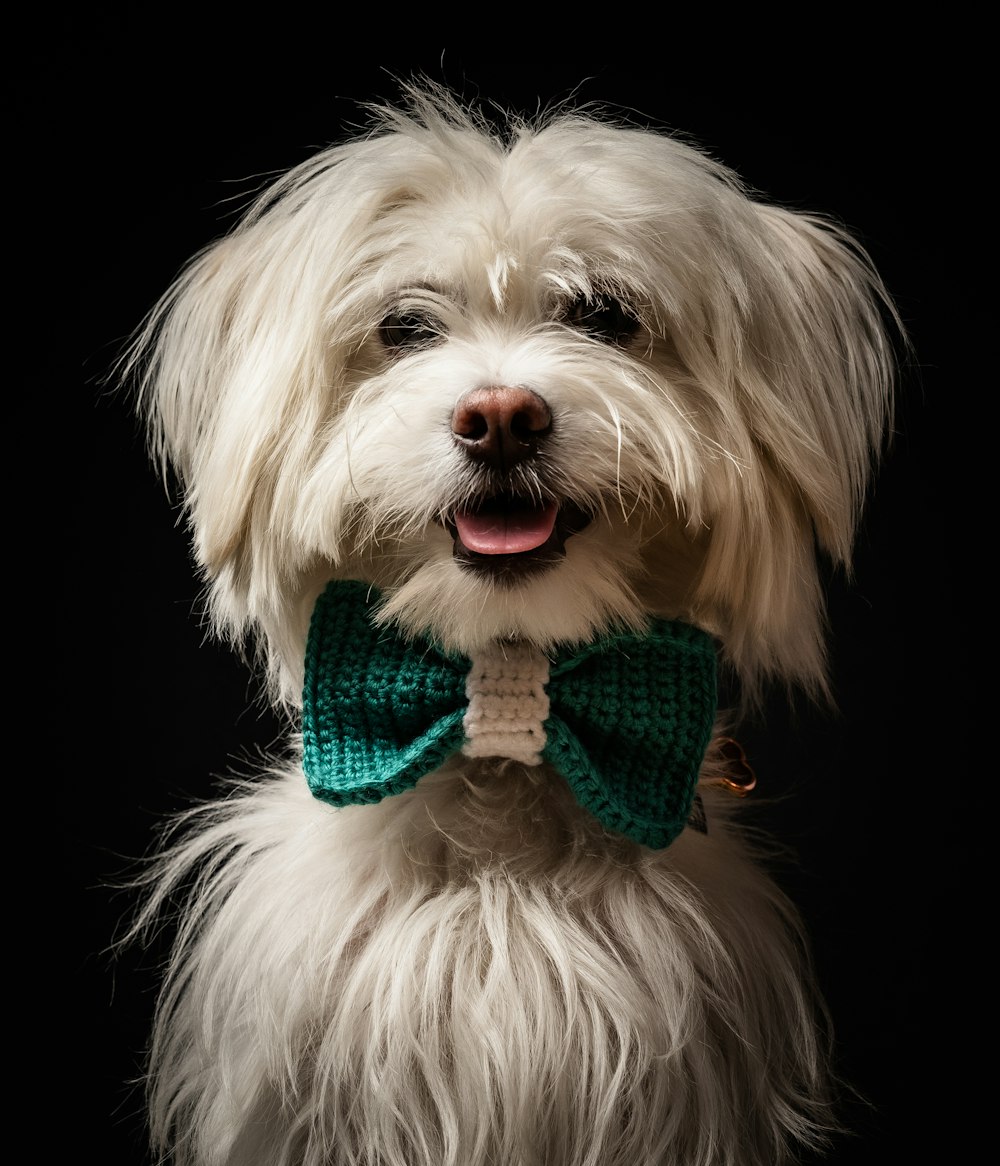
left=65, top=21, right=972, bottom=1165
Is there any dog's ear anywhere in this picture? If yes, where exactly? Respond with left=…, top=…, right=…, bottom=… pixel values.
left=743, top=205, right=896, bottom=561
left=690, top=203, right=898, bottom=702
left=135, top=237, right=273, bottom=574
left=129, top=230, right=319, bottom=642
left=126, top=144, right=394, bottom=644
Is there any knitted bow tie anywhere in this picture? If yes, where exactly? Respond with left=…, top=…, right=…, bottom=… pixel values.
left=302, top=580, right=718, bottom=849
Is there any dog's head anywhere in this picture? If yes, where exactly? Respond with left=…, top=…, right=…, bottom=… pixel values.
left=128, top=87, right=896, bottom=708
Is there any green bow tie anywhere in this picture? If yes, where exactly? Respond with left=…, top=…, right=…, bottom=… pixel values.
left=302, top=580, right=718, bottom=849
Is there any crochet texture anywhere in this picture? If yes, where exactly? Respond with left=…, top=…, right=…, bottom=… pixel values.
left=302, top=580, right=718, bottom=849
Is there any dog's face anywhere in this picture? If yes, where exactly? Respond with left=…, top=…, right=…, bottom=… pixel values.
left=134, top=93, right=893, bottom=707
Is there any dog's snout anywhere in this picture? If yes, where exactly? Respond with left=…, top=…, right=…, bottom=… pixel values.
left=451, top=387, right=552, bottom=471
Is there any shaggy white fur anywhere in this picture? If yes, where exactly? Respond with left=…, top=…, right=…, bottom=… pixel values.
left=122, top=84, right=898, bottom=1165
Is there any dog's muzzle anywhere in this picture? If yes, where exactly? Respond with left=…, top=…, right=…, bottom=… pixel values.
left=446, top=386, right=591, bottom=582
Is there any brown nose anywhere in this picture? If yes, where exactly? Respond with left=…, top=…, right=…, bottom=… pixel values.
left=451, top=387, right=553, bottom=472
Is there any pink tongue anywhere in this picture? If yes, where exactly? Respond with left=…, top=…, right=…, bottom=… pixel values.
left=455, top=502, right=558, bottom=555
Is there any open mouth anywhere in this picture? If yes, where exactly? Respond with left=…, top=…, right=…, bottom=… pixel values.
left=446, top=493, right=592, bottom=583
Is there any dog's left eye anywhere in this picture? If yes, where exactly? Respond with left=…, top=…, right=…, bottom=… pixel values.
left=561, top=294, right=640, bottom=345
left=379, top=311, right=443, bottom=352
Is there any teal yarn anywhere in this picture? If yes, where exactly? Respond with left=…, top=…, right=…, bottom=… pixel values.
left=302, top=581, right=467, bottom=805
left=302, top=580, right=718, bottom=849
left=541, top=625, right=717, bottom=848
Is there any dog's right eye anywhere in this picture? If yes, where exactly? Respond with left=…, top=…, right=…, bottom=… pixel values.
left=561, top=294, right=640, bottom=346
left=379, top=311, right=443, bottom=352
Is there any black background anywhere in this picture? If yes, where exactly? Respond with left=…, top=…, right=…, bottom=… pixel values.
left=63, top=20, right=974, bottom=1165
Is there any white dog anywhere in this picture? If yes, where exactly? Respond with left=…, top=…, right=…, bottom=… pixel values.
left=122, top=85, right=897, bottom=1166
